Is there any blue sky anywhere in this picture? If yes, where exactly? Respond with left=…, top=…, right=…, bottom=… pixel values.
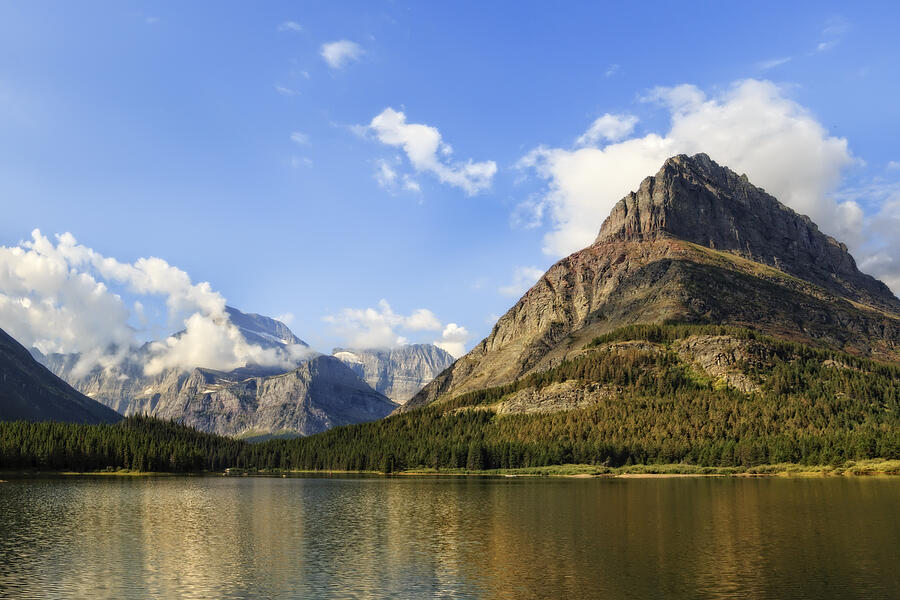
left=1, top=1, right=899, bottom=366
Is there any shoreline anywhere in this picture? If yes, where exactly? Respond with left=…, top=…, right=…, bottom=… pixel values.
left=3, top=459, right=898, bottom=479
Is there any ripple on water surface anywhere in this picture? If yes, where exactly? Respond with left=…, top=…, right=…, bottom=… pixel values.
left=1, top=476, right=899, bottom=599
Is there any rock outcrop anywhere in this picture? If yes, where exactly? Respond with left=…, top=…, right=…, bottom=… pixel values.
left=405, top=154, right=900, bottom=411
left=150, top=356, right=396, bottom=437
left=332, top=344, right=455, bottom=404
left=0, top=327, right=121, bottom=424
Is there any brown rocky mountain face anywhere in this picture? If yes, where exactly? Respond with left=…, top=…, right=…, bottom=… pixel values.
left=405, top=153, right=900, bottom=411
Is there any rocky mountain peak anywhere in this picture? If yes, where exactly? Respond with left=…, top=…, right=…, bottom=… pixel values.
left=596, top=153, right=899, bottom=311
left=225, top=306, right=307, bottom=348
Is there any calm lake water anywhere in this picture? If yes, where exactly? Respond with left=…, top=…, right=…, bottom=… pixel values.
left=0, top=475, right=898, bottom=599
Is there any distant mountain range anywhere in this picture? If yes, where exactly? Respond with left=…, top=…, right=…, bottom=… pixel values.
left=26, top=306, right=447, bottom=436
left=333, top=344, right=454, bottom=404
left=0, top=326, right=121, bottom=424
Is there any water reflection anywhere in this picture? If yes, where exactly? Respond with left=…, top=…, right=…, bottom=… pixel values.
left=1, top=476, right=898, bottom=599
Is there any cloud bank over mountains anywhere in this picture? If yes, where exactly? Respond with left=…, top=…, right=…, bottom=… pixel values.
left=324, top=299, right=470, bottom=358
left=0, top=230, right=310, bottom=377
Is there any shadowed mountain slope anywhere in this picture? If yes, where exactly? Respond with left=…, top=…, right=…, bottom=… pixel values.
left=0, top=327, right=122, bottom=424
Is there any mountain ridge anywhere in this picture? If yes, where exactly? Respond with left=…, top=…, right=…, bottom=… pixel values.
left=405, top=153, right=900, bottom=411
left=0, top=327, right=122, bottom=424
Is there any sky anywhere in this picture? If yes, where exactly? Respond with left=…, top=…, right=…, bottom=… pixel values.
left=1, top=1, right=899, bottom=373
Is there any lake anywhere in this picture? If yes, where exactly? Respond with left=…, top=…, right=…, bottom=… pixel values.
left=0, top=475, right=898, bottom=599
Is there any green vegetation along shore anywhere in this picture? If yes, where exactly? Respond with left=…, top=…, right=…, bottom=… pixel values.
left=2, top=325, right=898, bottom=476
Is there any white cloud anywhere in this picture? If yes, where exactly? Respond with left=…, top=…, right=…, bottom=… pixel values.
left=499, top=266, right=545, bottom=297
left=519, top=79, right=858, bottom=257
left=320, top=40, right=363, bottom=69
left=575, top=113, right=639, bottom=146
left=605, top=64, right=620, bottom=78
left=374, top=159, right=398, bottom=188
left=435, top=323, right=469, bottom=358
left=275, top=85, right=301, bottom=97
left=277, top=21, right=303, bottom=33
left=290, top=156, right=312, bottom=169
left=145, top=16, right=160, bottom=25
left=403, top=176, right=421, bottom=193
left=887, top=161, right=900, bottom=171
left=838, top=182, right=900, bottom=295
left=757, top=56, right=792, bottom=70
left=324, top=300, right=443, bottom=350
left=275, top=312, right=295, bottom=325
left=290, top=131, right=310, bottom=145
left=0, top=230, right=310, bottom=376
left=368, top=107, right=497, bottom=195
left=815, top=17, right=848, bottom=53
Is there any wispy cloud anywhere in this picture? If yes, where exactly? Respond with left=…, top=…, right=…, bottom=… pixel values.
left=320, top=40, right=363, bottom=69
left=757, top=56, right=792, bottom=70
left=277, top=21, right=303, bottom=33
left=815, top=17, right=849, bottom=52
left=499, top=266, right=545, bottom=297
left=275, top=85, right=301, bottom=97
left=605, top=64, right=620, bottom=78
left=290, top=131, right=310, bottom=146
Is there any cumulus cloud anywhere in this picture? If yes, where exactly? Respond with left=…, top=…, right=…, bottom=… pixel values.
left=320, top=40, right=363, bottom=69
left=518, top=79, right=858, bottom=257
left=374, top=158, right=421, bottom=193
left=0, top=230, right=308, bottom=376
left=498, top=266, right=545, bottom=297
left=435, top=323, right=469, bottom=358
left=838, top=182, right=900, bottom=295
left=368, top=107, right=497, bottom=195
left=324, top=299, right=445, bottom=350
left=575, top=114, right=638, bottom=146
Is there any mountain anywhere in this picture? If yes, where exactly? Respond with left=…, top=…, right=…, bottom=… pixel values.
left=278, top=154, right=900, bottom=472
left=148, top=355, right=396, bottom=437
left=40, top=307, right=394, bottom=436
left=0, top=327, right=121, bottom=424
left=332, top=344, right=455, bottom=404
left=405, top=153, right=900, bottom=411
left=43, top=306, right=309, bottom=416
left=225, top=306, right=308, bottom=348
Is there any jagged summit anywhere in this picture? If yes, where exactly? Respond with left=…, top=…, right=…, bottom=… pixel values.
left=596, top=153, right=898, bottom=311
left=404, top=153, right=900, bottom=411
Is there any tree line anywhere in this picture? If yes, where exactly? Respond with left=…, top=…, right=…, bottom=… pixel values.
left=2, top=324, right=898, bottom=473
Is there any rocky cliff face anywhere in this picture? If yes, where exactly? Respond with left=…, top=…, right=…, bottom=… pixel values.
left=405, top=154, right=900, bottom=411
left=332, top=344, right=454, bottom=404
left=41, top=307, right=394, bottom=436
left=150, top=356, right=396, bottom=437
left=0, top=327, right=121, bottom=424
